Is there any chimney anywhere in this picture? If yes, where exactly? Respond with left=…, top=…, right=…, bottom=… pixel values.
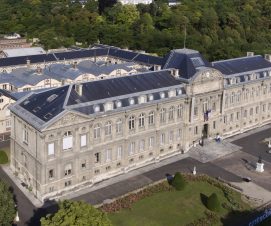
left=73, top=61, right=77, bottom=69
left=36, top=66, right=42, bottom=74
left=247, top=52, right=254, bottom=57
left=265, top=54, right=271, bottom=62
left=75, top=84, right=83, bottom=96
left=154, top=65, right=161, bottom=71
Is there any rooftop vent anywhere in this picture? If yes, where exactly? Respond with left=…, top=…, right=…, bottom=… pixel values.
left=154, top=65, right=161, bottom=71
left=46, top=94, right=58, bottom=102
left=265, top=54, right=271, bottom=62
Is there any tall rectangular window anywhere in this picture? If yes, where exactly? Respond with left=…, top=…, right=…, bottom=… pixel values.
left=128, top=142, right=135, bottom=156
left=105, top=149, right=112, bottom=162
left=149, top=137, right=154, bottom=149
left=169, top=131, right=174, bottom=142
left=160, top=133, right=165, bottom=145
left=48, top=143, right=55, bottom=156
left=177, top=129, right=182, bottom=140
left=139, top=140, right=145, bottom=152
left=94, top=153, right=100, bottom=163
left=63, top=131, right=73, bottom=150
left=80, top=134, right=87, bottom=147
left=23, top=127, right=28, bottom=144
left=49, top=169, right=54, bottom=179
left=64, top=164, right=72, bottom=176
left=117, top=146, right=122, bottom=160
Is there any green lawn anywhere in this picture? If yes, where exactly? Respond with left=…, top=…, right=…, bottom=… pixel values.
left=108, top=181, right=250, bottom=226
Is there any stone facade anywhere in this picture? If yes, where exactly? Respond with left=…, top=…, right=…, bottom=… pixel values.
left=9, top=49, right=271, bottom=202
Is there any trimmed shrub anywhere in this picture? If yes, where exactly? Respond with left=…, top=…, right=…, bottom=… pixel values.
left=172, top=172, right=187, bottom=191
left=207, top=193, right=220, bottom=212
left=0, top=151, right=8, bottom=164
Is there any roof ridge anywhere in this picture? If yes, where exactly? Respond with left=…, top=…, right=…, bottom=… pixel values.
left=212, top=55, right=262, bottom=64
left=163, top=51, right=174, bottom=69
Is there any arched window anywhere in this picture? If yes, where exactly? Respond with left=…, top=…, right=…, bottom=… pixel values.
left=148, top=111, right=155, bottom=125
left=230, top=92, right=235, bottom=104
left=138, top=113, right=145, bottom=128
left=105, top=121, right=112, bottom=136
left=177, top=104, right=183, bottom=118
left=116, top=119, right=122, bottom=134
left=160, top=108, right=166, bottom=123
left=94, top=124, right=101, bottom=139
left=63, top=131, right=73, bottom=150
left=128, top=116, right=135, bottom=130
left=168, top=106, right=175, bottom=120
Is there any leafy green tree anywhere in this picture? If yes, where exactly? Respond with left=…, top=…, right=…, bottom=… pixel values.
left=172, top=172, right=187, bottom=191
left=0, top=180, right=16, bottom=226
left=40, top=200, right=112, bottom=226
left=207, top=193, right=220, bottom=212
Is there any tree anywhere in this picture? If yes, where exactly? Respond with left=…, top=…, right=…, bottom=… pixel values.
left=0, top=180, right=16, bottom=226
left=98, top=0, right=117, bottom=14
left=41, top=200, right=112, bottom=226
left=171, top=172, right=187, bottom=191
left=207, top=193, right=220, bottom=212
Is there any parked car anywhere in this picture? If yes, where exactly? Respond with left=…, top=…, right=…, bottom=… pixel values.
left=243, top=177, right=252, bottom=182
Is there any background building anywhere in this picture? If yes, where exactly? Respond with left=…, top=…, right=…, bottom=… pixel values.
left=9, top=47, right=271, bottom=201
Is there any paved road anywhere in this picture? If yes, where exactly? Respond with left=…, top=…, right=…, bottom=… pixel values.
left=233, top=127, right=271, bottom=164
left=73, top=157, right=242, bottom=205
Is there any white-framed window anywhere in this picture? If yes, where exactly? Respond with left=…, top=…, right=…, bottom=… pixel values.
left=263, top=104, right=266, bottom=112
left=6, top=119, right=11, bottom=128
left=177, top=104, right=183, bottom=118
left=117, top=146, right=122, bottom=160
left=105, top=149, right=112, bottom=162
left=160, top=108, right=166, bottom=123
left=168, top=106, right=175, bottom=120
left=80, top=134, right=87, bottom=147
left=94, top=124, right=101, bottom=139
left=148, top=111, right=154, bottom=125
left=194, top=126, right=198, bottom=135
left=169, top=131, right=174, bottom=142
left=48, top=143, right=55, bottom=156
left=149, top=137, right=154, bottom=149
left=139, top=139, right=145, bottom=151
left=160, top=133, right=165, bottom=145
left=63, top=131, right=73, bottom=150
left=81, top=160, right=86, bottom=169
left=128, top=142, right=135, bottom=156
left=105, top=121, right=112, bottom=136
left=194, top=106, right=198, bottom=116
left=128, top=116, right=135, bottom=130
left=23, top=126, right=28, bottom=144
left=138, top=113, right=145, bottom=128
left=116, top=119, right=122, bottom=134
left=64, top=163, right=72, bottom=176
left=177, top=129, right=182, bottom=140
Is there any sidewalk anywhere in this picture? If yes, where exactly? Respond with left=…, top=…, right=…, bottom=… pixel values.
left=1, top=165, right=43, bottom=207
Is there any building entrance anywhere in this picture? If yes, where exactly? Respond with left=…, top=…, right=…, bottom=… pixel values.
left=203, top=123, right=209, bottom=138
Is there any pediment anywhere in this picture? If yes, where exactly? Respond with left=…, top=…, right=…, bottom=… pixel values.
left=44, top=111, right=92, bottom=130
left=191, top=68, right=224, bottom=95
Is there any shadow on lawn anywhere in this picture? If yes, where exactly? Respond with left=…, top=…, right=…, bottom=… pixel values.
left=200, top=193, right=208, bottom=208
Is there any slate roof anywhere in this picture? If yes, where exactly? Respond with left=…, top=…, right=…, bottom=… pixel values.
left=0, top=89, right=18, bottom=100
left=162, top=49, right=211, bottom=79
left=10, top=70, right=185, bottom=130
left=67, top=70, right=182, bottom=105
left=212, top=56, right=271, bottom=75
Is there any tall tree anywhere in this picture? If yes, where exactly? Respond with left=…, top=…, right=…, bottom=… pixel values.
left=40, top=200, right=112, bottom=226
left=0, top=180, right=16, bottom=226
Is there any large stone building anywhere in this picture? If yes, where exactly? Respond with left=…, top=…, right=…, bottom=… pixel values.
left=9, top=47, right=271, bottom=202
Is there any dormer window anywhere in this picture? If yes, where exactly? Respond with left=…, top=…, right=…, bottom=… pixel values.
left=138, top=95, right=146, bottom=104
left=168, top=89, right=176, bottom=98
left=250, top=74, right=255, bottom=80
left=148, top=94, right=154, bottom=101
left=160, top=92, right=165, bottom=99
left=104, top=102, right=113, bottom=112
left=224, top=79, right=228, bottom=86
left=263, top=72, right=267, bottom=77
left=177, top=89, right=182, bottom=95
left=116, top=100, right=122, bottom=108
left=129, top=98, right=135, bottom=105
left=236, top=77, right=240, bottom=83
left=94, top=105, right=100, bottom=113
left=244, top=75, right=249, bottom=82
left=231, top=78, right=236, bottom=84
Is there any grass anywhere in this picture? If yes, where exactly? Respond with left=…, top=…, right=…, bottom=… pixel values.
left=0, top=150, right=8, bottom=164
left=108, top=181, right=251, bottom=226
